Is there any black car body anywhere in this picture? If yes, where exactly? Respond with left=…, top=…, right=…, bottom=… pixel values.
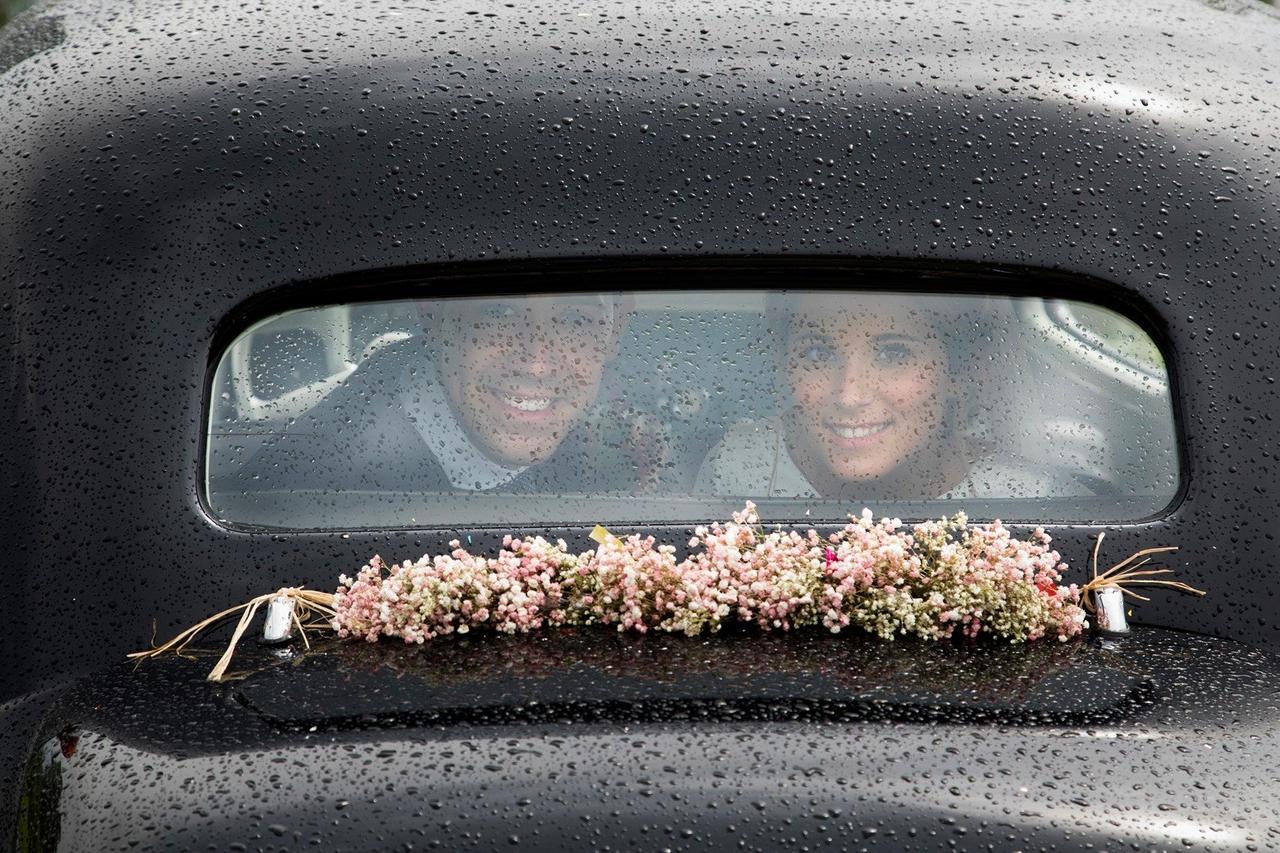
left=3, top=0, right=1280, bottom=849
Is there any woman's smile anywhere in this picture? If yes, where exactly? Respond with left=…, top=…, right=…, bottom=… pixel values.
left=824, top=418, right=894, bottom=447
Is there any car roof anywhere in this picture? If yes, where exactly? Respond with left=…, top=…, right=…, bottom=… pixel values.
left=0, top=0, right=1276, bottom=291
left=2, top=0, right=1279, bottom=697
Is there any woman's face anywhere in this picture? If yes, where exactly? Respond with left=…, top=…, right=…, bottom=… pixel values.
left=781, top=295, right=950, bottom=492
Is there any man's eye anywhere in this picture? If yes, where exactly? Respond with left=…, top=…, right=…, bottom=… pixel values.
left=480, top=303, right=518, bottom=321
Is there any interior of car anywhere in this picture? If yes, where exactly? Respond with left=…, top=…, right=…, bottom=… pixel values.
left=205, top=281, right=1178, bottom=530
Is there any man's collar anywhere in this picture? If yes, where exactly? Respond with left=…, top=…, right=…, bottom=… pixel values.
left=401, top=376, right=530, bottom=491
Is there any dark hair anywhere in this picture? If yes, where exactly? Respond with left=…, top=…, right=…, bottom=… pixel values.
left=764, top=290, right=1003, bottom=375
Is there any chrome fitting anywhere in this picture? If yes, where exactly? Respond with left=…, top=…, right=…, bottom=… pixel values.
left=261, top=595, right=297, bottom=644
left=1094, top=586, right=1130, bottom=634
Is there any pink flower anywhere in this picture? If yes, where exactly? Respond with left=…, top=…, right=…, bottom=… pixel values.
left=330, top=505, right=1091, bottom=646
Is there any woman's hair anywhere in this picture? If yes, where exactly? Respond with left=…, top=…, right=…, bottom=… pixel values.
left=763, top=290, right=1003, bottom=374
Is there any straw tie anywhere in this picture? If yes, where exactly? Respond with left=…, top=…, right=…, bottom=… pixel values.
left=128, top=587, right=336, bottom=682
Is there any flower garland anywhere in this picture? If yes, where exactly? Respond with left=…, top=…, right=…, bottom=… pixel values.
left=331, top=503, right=1089, bottom=647
left=132, top=504, right=1204, bottom=682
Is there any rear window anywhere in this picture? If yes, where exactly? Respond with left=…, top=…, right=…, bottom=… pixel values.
left=205, top=287, right=1178, bottom=529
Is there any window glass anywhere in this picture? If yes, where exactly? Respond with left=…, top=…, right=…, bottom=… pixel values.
left=206, top=288, right=1178, bottom=529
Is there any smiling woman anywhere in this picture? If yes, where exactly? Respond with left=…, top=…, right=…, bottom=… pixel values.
left=696, top=292, right=1074, bottom=503
left=700, top=293, right=970, bottom=499
left=205, top=283, right=1178, bottom=529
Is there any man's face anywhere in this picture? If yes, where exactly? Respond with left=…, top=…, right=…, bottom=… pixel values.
left=430, top=295, right=622, bottom=467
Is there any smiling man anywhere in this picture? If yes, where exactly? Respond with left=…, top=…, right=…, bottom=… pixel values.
left=412, top=294, right=627, bottom=490
left=240, top=292, right=642, bottom=496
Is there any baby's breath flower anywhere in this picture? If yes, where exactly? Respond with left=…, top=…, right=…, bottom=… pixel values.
left=330, top=506, right=1088, bottom=646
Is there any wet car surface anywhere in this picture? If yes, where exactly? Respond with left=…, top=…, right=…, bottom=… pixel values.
left=18, top=629, right=1280, bottom=849
left=3, top=0, right=1280, bottom=849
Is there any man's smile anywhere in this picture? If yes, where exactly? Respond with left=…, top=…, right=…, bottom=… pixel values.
left=485, top=384, right=564, bottom=421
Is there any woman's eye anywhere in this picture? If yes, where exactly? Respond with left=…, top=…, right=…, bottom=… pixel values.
left=875, top=342, right=914, bottom=365
left=554, top=308, right=597, bottom=329
left=796, top=343, right=835, bottom=365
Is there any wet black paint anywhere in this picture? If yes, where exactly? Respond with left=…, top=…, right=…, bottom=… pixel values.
left=3, top=0, right=1279, bottom=847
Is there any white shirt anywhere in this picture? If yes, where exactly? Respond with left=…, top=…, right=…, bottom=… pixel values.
left=401, top=378, right=529, bottom=491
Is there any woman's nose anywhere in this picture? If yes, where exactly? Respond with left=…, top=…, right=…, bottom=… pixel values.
left=515, top=334, right=558, bottom=377
left=832, top=362, right=874, bottom=409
